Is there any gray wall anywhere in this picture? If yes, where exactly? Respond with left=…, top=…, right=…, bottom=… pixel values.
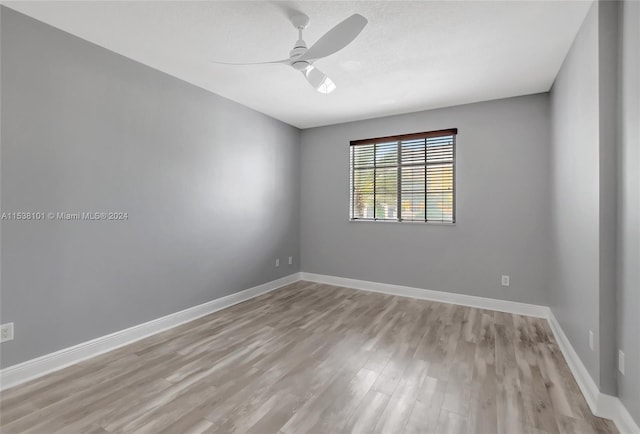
left=549, top=3, right=602, bottom=389
left=0, top=8, right=300, bottom=368
left=300, top=94, right=552, bottom=306
left=597, top=0, right=619, bottom=397
left=617, top=0, right=640, bottom=423
left=550, top=0, right=621, bottom=396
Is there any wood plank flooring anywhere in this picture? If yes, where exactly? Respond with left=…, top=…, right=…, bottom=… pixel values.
left=0, top=281, right=618, bottom=433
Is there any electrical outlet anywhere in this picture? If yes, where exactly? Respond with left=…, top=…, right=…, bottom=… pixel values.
left=288, top=256, right=293, bottom=265
left=589, top=330, right=594, bottom=351
left=1, top=323, right=14, bottom=343
left=275, top=258, right=280, bottom=267
left=501, top=275, right=510, bottom=287
left=619, top=350, right=625, bottom=375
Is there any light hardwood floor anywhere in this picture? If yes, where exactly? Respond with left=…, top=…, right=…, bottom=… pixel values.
left=0, top=281, right=618, bottom=434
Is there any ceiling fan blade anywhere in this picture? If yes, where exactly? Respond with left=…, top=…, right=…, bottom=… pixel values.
left=303, top=66, right=336, bottom=94
left=212, top=59, right=290, bottom=66
left=299, top=14, right=367, bottom=61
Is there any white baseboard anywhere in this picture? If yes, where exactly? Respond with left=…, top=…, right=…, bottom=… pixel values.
left=0, top=272, right=301, bottom=392
left=547, top=310, right=601, bottom=411
left=599, top=393, right=640, bottom=434
left=548, top=310, right=640, bottom=434
left=299, top=272, right=550, bottom=318
left=299, top=272, right=639, bottom=433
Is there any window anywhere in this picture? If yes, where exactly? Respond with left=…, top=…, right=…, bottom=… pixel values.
left=350, top=128, right=457, bottom=223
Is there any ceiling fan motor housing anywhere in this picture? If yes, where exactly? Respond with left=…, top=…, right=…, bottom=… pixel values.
left=292, top=60, right=311, bottom=71
left=289, top=13, right=310, bottom=63
left=289, top=42, right=308, bottom=63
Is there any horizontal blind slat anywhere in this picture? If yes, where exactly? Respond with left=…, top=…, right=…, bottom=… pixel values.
left=351, top=130, right=455, bottom=223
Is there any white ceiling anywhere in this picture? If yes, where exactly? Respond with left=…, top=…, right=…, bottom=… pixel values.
left=3, top=1, right=592, bottom=129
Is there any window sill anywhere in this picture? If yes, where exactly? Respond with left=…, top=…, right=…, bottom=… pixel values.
left=349, top=219, right=456, bottom=226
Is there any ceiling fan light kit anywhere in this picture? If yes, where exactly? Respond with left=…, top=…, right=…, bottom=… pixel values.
left=305, top=66, right=337, bottom=94
left=214, top=12, right=367, bottom=94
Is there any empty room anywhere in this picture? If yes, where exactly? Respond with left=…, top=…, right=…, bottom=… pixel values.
left=0, top=1, right=638, bottom=433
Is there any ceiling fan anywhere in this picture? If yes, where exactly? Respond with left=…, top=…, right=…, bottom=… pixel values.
left=214, top=13, right=368, bottom=94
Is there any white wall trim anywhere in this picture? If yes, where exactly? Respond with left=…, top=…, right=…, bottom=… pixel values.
left=599, top=393, right=640, bottom=434
left=299, top=272, right=550, bottom=318
left=299, top=272, right=639, bottom=433
left=0, top=272, right=301, bottom=392
left=548, top=310, right=640, bottom=434
left=547, top=310, right=601, bottom=411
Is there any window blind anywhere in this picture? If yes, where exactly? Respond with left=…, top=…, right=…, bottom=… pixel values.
left=350, top=128, right=457, bottom=223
